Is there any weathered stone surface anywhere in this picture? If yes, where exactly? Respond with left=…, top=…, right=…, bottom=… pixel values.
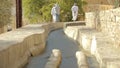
left=45, top=49, right=61, bottom=68
left=76, top=51, right=88, bottom=68
left=84, top=0, right=114, bottom=5
left=64, top=7, right=120, bottom=68
left=85, top=12, right=96, bottom=28
left=85, top=4, right=113, bottom=12
left=107, top=62, right=120, bottom=68
left=94, top=37, right=120, bottom=68
left=64, top=17, right=120, bottom=68
left=64, top=27, right=79, bottom=40
left=80, top=29, right=98, bottom=52
left=0, top=22, right=64, bottom=68
left=0, top=24, right=45, bottom=68
left=91, top=36, right=97, bottom=55
left=85, top=7, right=120, bottom=48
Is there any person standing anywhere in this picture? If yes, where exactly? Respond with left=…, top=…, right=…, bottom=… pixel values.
left=55, top=4, right=60, bottom=22
left=51, top=4, right=60, bottom=22
left=71, top=3, right=78, bottom=21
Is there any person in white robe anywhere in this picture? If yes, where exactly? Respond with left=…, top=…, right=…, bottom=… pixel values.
left=55, top=4, right=60, bottom=22
left=51, top=4, right=60, bottom=22
left=71, top=3, right=78, bottom=21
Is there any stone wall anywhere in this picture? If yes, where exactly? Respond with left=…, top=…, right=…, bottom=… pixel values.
left=11, top=0, right=16, bottom=30
left=84, top=0, right=114, bottom=5
left=0, top=0, right=17, bottom=34
left=0, top=22, right=64, bottom=68
left=85, top=5, right=113, bottom=28
left=85, top=7, right=120, bottom=47
left=64, top=22, right=120, bottom=68
left=64, top=7, right=120, bottom=68
left=70, top=7, right=120, bottom=68
left=63, top=3, right=120, bottom=68
left=84, top=4, right=113, bottom=12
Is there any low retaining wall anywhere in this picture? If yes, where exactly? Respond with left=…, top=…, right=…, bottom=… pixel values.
left=64, top=23, right=120, bottom=68
left=83, top=7, right=120, bottom=68
left=0, top=22, right=64, bottom=68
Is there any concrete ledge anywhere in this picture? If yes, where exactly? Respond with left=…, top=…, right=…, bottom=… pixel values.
left=0, top=23, right=64, bottom=68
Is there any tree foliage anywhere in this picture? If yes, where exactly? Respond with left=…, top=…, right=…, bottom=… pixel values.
left=23, top=0, right=87, bottom=23
left=0, top=0, right=12, bottom=27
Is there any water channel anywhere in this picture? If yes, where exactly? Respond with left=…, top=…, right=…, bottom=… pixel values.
left=25, top=29, right=99, bottom=68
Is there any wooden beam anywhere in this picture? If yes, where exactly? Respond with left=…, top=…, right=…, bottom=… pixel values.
left=16, top=0, right=22, bottom=28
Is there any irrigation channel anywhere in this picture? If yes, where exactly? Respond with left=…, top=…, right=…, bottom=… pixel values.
left=25, top=29, right=99, bottom=68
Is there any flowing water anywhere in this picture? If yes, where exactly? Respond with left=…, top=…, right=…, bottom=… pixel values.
left=25, top=29, right=99, bottom=68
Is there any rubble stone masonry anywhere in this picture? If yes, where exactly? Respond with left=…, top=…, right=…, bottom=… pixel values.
left=85, top=7, right=120, bottom=47
left=64, top=6, right=120, bottom=68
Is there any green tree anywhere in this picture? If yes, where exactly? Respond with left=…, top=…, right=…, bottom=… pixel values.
left=23, top=0, right=44, bottom=23
left=23, top=0, right=87, bottom=23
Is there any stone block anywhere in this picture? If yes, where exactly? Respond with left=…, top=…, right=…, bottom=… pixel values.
left=79, top=29, right=98, bottom=52
left=81, top=34, right=92, bottom=51
left=76, top=51, right=88, bottom=68
left=91, top=36, right=97, bottom=55
left=64, top=27, right=77, bottom=39
left=94, top=38, right=120, bottom=68
left=85, top=13, right=96, bottom=28
left=45, top=49, right=61, bottom=68
left=86, top=19, right=96, bottom=28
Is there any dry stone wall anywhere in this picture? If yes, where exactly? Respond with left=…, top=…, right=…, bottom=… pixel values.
left=86, top=7, right=120, bottom=47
